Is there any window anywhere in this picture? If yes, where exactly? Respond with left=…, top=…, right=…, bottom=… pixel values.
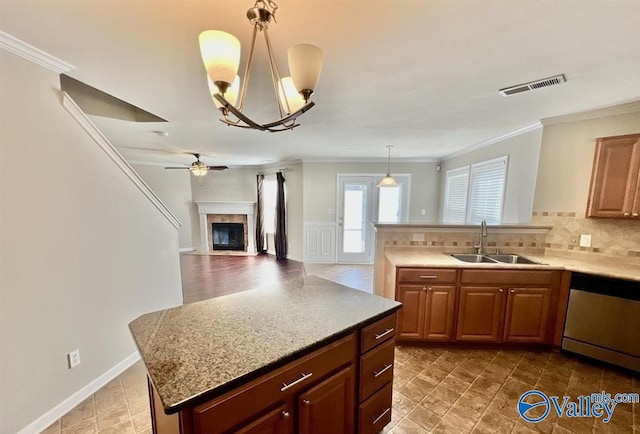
left=263, top=178, right=277, bottom=233
left=443, top=156, right=508, bottom=224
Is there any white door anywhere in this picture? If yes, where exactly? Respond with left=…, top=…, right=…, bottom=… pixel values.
left=337, top=177, right=373, bottom=263
left=337, top=174, right=411, bottom=263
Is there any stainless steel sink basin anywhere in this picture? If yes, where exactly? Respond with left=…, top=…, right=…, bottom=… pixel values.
left=485, top=254, right=540, bottom=264
left=450, top=253, right=540, bottom=265
left=450, top=254, right=498, bottom=263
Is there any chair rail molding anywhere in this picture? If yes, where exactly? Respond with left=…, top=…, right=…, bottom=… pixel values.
left=61, top=92, right=181, bottom=229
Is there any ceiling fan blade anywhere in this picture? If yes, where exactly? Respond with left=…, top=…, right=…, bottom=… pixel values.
left=164, top=167, right=189, bottom=170
left=207, top=166, right=229, bottom=171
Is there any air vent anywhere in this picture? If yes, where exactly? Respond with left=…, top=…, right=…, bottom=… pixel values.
left=499, top=74, right=566, bottom=97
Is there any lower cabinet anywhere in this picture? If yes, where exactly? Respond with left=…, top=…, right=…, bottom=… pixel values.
left=149, top=313, right=397, bottom=434
left=395, top=267, right=559, bottom=345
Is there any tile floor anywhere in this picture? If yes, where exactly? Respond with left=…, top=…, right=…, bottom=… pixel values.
left=40, top=263, right=639, bottom=433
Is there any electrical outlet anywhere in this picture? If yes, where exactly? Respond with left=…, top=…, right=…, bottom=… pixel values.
left=421, top=209, right=426, bottom=216
left=579, top=234, right=592, bottom=248
left=68, top=349, right=80, bottom=369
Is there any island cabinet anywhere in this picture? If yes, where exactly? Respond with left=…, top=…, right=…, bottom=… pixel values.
left=395, top=268, right=457, bottom=341
left=149, top=312, right=398, bottom=434
left=587, top=133, right=640, bottom=218
left=457, top=270, right=558, bottom=344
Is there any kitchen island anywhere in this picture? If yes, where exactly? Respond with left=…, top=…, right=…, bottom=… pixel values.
left=129, top=275, right=401, bottom=434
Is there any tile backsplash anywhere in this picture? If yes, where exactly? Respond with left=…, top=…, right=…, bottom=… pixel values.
left=532, top=211, right=640, bottom=257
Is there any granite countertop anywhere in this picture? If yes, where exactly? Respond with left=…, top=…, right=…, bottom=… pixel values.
left=129, top=276, right=401, bottom=413
left=384, top=250, right=640, bottom=282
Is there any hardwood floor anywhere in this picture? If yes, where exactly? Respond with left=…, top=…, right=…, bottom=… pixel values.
left=180, top=253, right=306, bottom=303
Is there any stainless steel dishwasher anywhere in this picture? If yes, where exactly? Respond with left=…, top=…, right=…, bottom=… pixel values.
left=563, top=272, right=640, bottom=372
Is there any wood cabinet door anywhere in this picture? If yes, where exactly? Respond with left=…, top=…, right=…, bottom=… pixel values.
left=456, top=286, right=504, bottom=342
left=423, top=285, right=456, bottom=341
left=235, top=403, right=293, bottom=434
left=396, top=284, right=426, bottom=339
left=587, top=135, right=640, bottom=217
left=503, top=287, right=551, bottom=343
left=298, top=365, right=355, bottom=434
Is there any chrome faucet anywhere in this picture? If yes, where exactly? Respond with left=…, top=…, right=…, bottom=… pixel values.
left=475, top=220, right=488, bottom=254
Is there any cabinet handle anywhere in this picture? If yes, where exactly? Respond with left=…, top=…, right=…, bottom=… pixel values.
left=280, top=372, right=313, bottom=391
left=634, top=213, right=639, bottom=217
left=375, top=328, right=394, bottom=340
left=282, top=411, right=290, bottom=419
left=510, top=289, right=515, bottom=293
left=419, top=275, right=438, bottom=279
left=422, top=286, right=427, bottom=291
left=302, top=399, right=311, bottom=406
left=624, top=212, right=631, bottom=216
left=428, top=287, right=433, bottom=291
left=373, top=363, right=393, bottom=378
left=499, top=288, right=504, bottom=292
left=372, top=407, right=391, bottom=425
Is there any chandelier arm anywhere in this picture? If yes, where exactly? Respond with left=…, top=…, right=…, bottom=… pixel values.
left=261, top=101, right=315, bottom=128
left=262, top=27, right=289, bottom=117
left=237, top=25, right=260, bottom=112
left=215, top=93, right=267, bottom=130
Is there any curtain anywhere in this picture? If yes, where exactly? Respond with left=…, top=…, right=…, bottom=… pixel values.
left=255, top=173, right=266, bottom=253
left=275, top=171, right=287, bottom=260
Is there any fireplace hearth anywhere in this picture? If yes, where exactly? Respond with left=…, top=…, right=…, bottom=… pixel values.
left=212, top=223, right=245, bottom=251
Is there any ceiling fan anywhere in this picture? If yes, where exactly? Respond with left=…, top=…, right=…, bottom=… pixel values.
left=164, top=153, right=228, bottom=177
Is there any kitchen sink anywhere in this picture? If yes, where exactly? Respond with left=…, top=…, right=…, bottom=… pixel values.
left=450, top=254, right=498, bottom=263
left=450, top=253, right=540, bottom=265
left=485, top=254, right=540, bottom=264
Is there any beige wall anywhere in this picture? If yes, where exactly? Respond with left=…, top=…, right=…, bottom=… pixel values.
left=133, top=164, right=194, bottom=249
left=534, top=111, right=640, bottom=213
left=437, top=127, right=543, bottom=224
left=533, top=108, right=640, bottom=256
left=284, top=163, right=304, bottom=261
left=0, top=51, right=183, bottom=433
left=302, top=161, right=440, bottom=222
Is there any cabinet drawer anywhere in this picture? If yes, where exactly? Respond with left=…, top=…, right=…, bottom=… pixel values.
left=398, top=268, right=457, bottom=284
left=361, top=313, right=396, bottom=353
left=358, top=382, right=393, bottom=434
left=192, top=333, right=356, bottom=433
left=359, top=339, right=395, bottom=401
left=461, top=269, right=553, bottom=286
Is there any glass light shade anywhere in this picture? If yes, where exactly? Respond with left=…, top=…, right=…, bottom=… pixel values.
left=199, top=30, right=241, bottom=87
left=190, top=166, right=209, bottom=177
left=378, top=175, right=398, bottom=187
left=288, top=44, right=323, bottom=92
left=278, top=77, right=306, bottom=113
left=209, top=75, right=240, bottom=107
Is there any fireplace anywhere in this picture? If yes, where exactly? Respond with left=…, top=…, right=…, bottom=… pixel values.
left=195, top=201, right=256, bottom=253
left=212, top=223, right=245, bottom=251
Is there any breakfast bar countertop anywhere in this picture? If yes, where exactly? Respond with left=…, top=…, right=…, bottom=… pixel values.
left=384, top=249, right=640, bottom=283
left=129, top=276, right=401, bottom=414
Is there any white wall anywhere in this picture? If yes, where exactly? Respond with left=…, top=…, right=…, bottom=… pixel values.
left=0, top=51, right=183, bottom=433
left=303, top=161, right=440, bottom=222
left=132, top=165, right=194, bottom=249
left=534, top=110, right=640, bottom=212
left=437, top=127, right=543, bottom=223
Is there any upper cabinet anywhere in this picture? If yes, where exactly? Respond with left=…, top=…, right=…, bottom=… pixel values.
left=587, top=133, right=640, bottom=218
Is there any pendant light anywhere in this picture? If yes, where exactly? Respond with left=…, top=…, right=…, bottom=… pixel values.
left=379, top=145, right=398, bottom=187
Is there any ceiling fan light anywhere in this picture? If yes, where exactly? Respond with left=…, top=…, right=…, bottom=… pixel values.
left=278, top=77, right=306, bottom=113
left=209, top=75, right=240, bottom=107
left=199, top=30, right=241, bottom=91
left=190, top=165, right=209, bottom=177
left=288, top=44, right=323, bottom=98
left=378, top=175, right=398, bottom=187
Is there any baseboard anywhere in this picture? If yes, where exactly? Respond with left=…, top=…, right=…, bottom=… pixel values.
left=17, top=352, right=140, bottom=434
left=179, top=247, right=195, bottom=253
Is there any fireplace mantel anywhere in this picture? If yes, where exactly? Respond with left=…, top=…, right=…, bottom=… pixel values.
left=195, top=201, right=256, bottom=253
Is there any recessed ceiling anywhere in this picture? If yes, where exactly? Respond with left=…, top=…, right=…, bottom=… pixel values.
left=2, top=0, right=639, bottom=167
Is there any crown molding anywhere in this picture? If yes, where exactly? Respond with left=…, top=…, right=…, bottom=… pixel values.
left=302, top=157, right=439, bottom=163
left=0, top=31, right=75, bottom=73
left=541, top=99, right=640, bottom=126
left=440, top=122, right=542, bottom=162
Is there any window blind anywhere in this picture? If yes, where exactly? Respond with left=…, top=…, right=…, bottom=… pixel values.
left=443, top=166, right=470, bottom=223
left=466, top=156, right=507, bottom=224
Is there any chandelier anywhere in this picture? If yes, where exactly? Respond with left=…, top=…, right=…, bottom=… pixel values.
left=199, top=0, right=323, bottom=132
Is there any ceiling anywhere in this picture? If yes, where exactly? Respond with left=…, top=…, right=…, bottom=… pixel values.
left=2, top=0, right=640, bottom=168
